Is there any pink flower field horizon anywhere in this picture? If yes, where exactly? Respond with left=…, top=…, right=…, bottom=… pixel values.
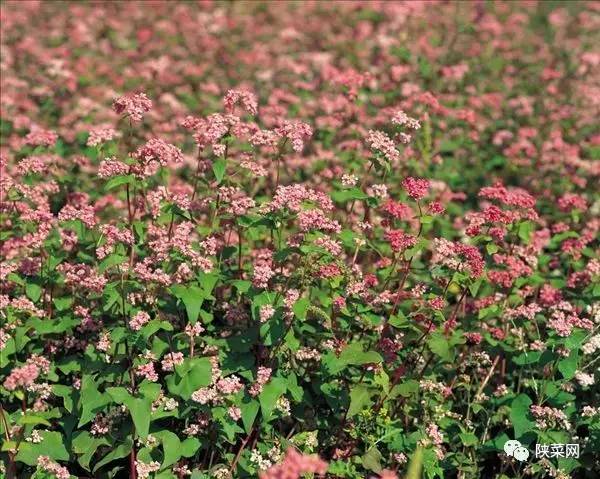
left=0, top=1, right=598, bottom=479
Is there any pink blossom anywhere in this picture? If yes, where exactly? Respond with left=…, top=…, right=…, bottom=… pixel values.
left=112, top=92, right=152, bottom=122
left=253, top=263, right=274, bottom=289
left=216, top=375, right=243, bottom=395
left=259, top=448, right=328, bottom=479
left=366, top=130, right=399, bottom=163
left=382, top=200, right=413, bottom=221
left=98, top=157, right=130, bottom=178
left=24, top=128, right=58, bottom=147
left=228, top=406, right=242, bottom=421
left=275, top=120, right=313, bottom=152
left=130, top=311, right=151, bottom=331
left=557, top=193, right=587, bottom=212
left=161, top=352, right=184, bottom=372
left=478, top=182, right=536, bottom=209
left=391, top=110, right=421, bottom=129
left=37, top=456, right=70, bottom=479
left=402, top=177, right=430, bottom=200
left=224, top=89, right=258, bottom=115
left=249, top=366, right=272, bottom=397
left=58, top=204, right=96, bottom=228
left=385, top=229, right=417, bottom=252
left=87, top=127, right=118, bottom=146
left=133, top=138, right=184, bottom=176
left=135, top=362, right=158, bottom=382
left=191, top=387, right=218, bottom=405
left=297, top=209, right=341, bottom=233
left=3, top=362, right=39, bottom=391
left=260, top=304, right=276, bottom=323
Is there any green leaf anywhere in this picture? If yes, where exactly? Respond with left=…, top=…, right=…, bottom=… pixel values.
left=518, top=221, right=534, bottom=244
left=513, top=351, right=541, bottom=365
left=180, top=437, right=201, bottom=458
left=154, top=430, right=181, bottom=468
left=347, top=384, right=372, bottom=418
left=53, top=385, right=76, bottom=413
left=427, top=331, right=453, bottom=362
left=107, top=385, right=159, bottom=438
left=93, top=439, right=133, bottom=473
left=292, top=297, right=310, bottom=321
left=331, top=187, right=368, bottom=203
left=259, top=377, right=287, bottom=421
left=17, top=414, right=51, bottom=427
left=25, top=282, right=42, bottom=303
left=140, top=319, right=174, bottom=339
left=104, top=174, right=134, bottom=191
left=166, top=357, right=212, bottom=399
left=510, top=394, right=534, bottom=439
left=99, top=253, right=128, bottom=273
left=15, top=431, right=69, bottom=465
left=230, top=279, right=252, bottom=293
left=361, top=446, right=383, bottom=473
left=558, top=349, right=578, bottom=380
left=468, top=278, right=483, bottom=297
left=79, top=375, right=111, bottom=427
left=323, top=342, right=383, bottom=375
left=240, top=397, right=260, bottom=434
left=170, top=285, right=205, bottom=323
left=459, top=432, right=478, bottom=446
left=28, top=317, right=79, bottom=334
left=393, top=380, right=419, bottom=398
left=73, top=431, right=110, bottom=471
left=405, top=447, right=424, bottom=479
left=53, top=296, right=74, bottom=311
left=212, top=158, right=227, bottom=184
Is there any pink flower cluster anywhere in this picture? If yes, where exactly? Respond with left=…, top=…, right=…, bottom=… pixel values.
left=58, top=204, right=97, bottom=228
left=87, top=127, right=118, bottom=146
left=547, top=302, right=593, bottom=337
left=130, top=311, right=151, bottom=331
left=259, top=448, right=328, bottom=479
left=23, top=128, right=58, bottom=147
left=37, top=456, right=70, bottom=479
left=224, top=89, right=258, bottom=115
left=135, top=362, right=159, bottom=382
left=385, top=229, right=417, bottom=252
left=161, top=352, right=184, bottom=372
left=57, top=263, right=107, bottom=292
left=557, top=193, right=587, bottom=212
left=249, top=366, right=272, bottom=397
left=132, top=138, right=184, bottom=177
left=478, top=182, right=536, bottom=209
left=366, top=130, right=399, bottom=163
left=3, top=361, right=40, bottom=391
left=275, top=120, right=313, bottom=152
left=297, top=209, right=341, bottom=233
left=382, top=200, right=412, bottom=221
left=268, top=184, right=333, bottom=213
left=402, top=176, right=430, bottom=200
left=112, top=92, right=152, bottom=122
left=392, top=110, right=421, bottom=129
left=98, top=157, right=130, bottom=178
left=431, top=238, right=484, bottom=277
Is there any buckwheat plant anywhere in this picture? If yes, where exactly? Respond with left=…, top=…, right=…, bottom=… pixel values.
left=0, top=2, right=598, bottom=479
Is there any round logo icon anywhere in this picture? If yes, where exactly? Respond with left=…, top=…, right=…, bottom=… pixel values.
left=503, top=439, right=521, bottom=456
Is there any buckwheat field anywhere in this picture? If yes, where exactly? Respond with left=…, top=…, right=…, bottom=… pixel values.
left=0, top=2, right=599, bottom=479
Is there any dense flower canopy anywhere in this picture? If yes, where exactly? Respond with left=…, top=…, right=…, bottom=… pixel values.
left=0, top=1, right=599, bottom=479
